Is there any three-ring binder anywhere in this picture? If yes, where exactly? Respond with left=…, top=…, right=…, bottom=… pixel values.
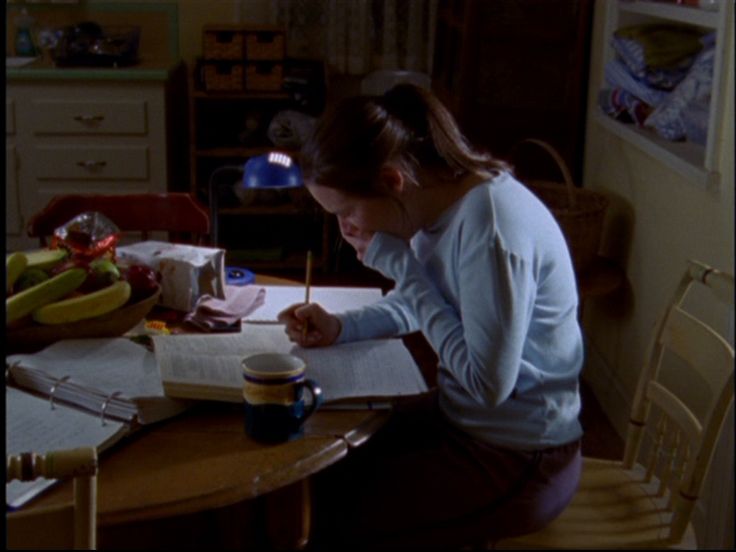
left=49, top=376, right=71, bottom=410
left=100, top=391, right=122, bottom=426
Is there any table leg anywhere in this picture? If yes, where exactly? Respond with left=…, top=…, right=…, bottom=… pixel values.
left=265, top=478, right=312, bottom=550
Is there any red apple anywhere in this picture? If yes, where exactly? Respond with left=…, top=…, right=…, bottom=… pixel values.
left=123, top=264, right=160, bottom=303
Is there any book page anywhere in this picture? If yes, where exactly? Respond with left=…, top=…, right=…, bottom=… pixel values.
left=245, top=285, right=384, bottom=322
left=6, top=387, right=126, bottom=509
left=153, top=323, right=428, bottom=404
left=299, top=339, right=428, bottom=403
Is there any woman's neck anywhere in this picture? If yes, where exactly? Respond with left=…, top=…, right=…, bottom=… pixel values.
left=413, top=171, right=489, bottom=229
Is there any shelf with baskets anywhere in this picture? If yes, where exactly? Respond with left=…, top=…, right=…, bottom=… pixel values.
left=597, top=0, right=731, bottom=191
left=188, top=26, right=330, bottom=271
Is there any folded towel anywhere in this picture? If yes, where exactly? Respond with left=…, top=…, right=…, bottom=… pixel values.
left=184, top=284, right=266, bottom=332
left=604, top=59, right=670, bottom=107
left=614, top=24, right=706, bottom=72
left=645, top=45, right=715, bottom=142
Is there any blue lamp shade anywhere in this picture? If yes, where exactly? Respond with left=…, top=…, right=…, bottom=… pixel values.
left=241, top=152, right=303, bottom=190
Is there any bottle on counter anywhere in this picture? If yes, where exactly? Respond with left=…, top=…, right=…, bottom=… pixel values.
left=14, top=9, right=38, bottom=57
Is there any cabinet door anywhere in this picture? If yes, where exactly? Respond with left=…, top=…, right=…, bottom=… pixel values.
left=433, top=0, right=593, bottom=183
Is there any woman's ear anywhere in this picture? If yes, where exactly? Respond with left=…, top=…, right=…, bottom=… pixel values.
left=378, top=166, right=406, bottom=194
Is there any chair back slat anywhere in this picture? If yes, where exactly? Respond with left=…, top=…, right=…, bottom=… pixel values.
left=646, top=381, right=703, bottom=444
left=660, top=306, right=734, bottom=397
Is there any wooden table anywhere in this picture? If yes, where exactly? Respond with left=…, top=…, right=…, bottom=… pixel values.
left=14, top=275, right=421, bottom=550
left=25, top=402, right=390, bottom=549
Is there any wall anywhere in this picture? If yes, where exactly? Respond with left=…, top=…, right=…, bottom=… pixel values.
left=581, top=2, right=734, bottom=548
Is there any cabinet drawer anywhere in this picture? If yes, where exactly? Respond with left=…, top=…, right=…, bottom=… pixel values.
left=34, top=145, right=149, bottom=180
left=7, top=99, right=16, bottom=135
left=29, top=100, right=148, bottom=135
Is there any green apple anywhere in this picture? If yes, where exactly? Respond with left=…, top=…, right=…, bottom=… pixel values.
left=14, top=267, right=50, bottom=292
left=82, top=259, right=121, bottom=291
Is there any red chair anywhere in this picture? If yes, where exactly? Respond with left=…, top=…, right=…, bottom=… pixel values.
left=26, top=193, right=211, bottom=246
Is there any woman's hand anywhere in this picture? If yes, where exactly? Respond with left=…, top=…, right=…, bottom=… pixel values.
left=277, top=302, right=342, bottom=347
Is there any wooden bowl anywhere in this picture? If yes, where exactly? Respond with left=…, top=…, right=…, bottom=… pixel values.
left=6, top=285, right=162, bottom=354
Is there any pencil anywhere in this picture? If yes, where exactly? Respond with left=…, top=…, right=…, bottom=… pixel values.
left=302, top=250, right=313, bottom=340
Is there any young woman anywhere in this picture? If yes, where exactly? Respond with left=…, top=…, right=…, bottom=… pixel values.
left=278, top=84, right=583, bottom=549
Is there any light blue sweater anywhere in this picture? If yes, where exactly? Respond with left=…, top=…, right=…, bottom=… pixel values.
left=336, top=173, right=584, bottom=450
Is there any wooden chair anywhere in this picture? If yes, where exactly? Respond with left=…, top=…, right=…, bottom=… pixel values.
left=7, top=447, right=99, bottom=550
left=26, top=193, right=211, bottom=246
left=495, top=259, right=734, bottom=549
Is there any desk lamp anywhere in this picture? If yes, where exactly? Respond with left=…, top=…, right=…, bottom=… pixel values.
left=209, top=152, right=303, bottom=247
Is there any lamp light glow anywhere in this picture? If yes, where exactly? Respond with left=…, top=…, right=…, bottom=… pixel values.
left=241, top=152, right=303, bottom=190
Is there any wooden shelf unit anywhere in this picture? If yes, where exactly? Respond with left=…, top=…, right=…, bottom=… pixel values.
left=188, top=68, right=332, bottom=271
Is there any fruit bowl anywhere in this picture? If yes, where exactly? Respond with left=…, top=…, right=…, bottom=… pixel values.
left=6, top=285, right=161, bottom=354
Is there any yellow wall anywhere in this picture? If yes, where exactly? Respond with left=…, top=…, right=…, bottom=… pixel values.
left=581, top=0, right=734, bottom=434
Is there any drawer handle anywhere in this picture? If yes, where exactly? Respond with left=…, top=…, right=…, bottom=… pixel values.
left=76, top=160, right=107, bottom=170
left=73, top=115, right=105, bottom=124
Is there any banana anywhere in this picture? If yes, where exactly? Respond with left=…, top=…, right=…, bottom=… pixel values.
left=25, top=248, right=69, bottom=271
left=6, top=267, right=87, bottom=325
left=6, top=252, right=28, bottom=293
left=33, top=280, right=132, bottom=325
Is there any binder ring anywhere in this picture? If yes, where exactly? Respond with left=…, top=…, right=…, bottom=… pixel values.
left=100, top=391, right=122, bottom=426
left=7, top=360, right=23, bottom=383
left=49, top=376, right=71, bottom=410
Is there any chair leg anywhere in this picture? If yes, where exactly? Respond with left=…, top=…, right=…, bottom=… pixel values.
left=265, top=478, right=312, bottom=550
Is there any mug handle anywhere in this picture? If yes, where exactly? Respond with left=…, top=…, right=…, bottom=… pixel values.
left=300, top=378, right=323, bottom=421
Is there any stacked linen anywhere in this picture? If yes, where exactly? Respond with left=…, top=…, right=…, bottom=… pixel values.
left=645, top=32, right=715, bottom=144
left=600, top=23, right=715, bottom=144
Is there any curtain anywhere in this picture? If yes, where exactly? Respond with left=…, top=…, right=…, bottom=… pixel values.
left=275, top=0, right=437, bottom=76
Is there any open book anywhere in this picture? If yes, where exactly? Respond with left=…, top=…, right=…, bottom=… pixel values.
left=244, top=285, right=385, bottom=323
left=6, top=338, right=192, bottom=508
left=153, top=323, right=428, bottom=405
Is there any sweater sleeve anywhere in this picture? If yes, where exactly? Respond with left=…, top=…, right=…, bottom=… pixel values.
left=334, top=289, right=419, bottom=343
left=362, top=231, right=536, bottom=407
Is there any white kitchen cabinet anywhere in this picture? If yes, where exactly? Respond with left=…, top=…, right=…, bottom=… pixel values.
left=597, top=0, right=731, bottom=191
left=6, top=68, right=187, bottom=251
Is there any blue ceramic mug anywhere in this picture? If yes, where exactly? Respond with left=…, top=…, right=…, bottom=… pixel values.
left=241, top=353, right=322, bottom=443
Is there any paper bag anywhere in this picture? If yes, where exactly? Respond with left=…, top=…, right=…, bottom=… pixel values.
left=117, top=241, right=226, bottom=312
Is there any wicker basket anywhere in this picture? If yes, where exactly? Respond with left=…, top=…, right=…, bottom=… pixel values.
left=201, top=61, right=245, bottom=92
left=203, top=29, right=245, bottom=60
left=245, top=30, right=285, bottom=60
left=246, top=61, right=284, bottom=91
left=514, top=139, right=609, bottom=273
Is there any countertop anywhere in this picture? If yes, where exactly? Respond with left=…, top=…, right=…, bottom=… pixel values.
left=6, top=56, right=182, bottom=82
left=5, top=58, right=182, bottom=83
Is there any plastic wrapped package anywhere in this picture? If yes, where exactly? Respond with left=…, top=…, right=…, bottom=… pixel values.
left=116, top=241, right=226, bottom=312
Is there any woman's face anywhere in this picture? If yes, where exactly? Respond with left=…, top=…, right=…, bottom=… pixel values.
left=308, top=183, right=411, bottom=260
